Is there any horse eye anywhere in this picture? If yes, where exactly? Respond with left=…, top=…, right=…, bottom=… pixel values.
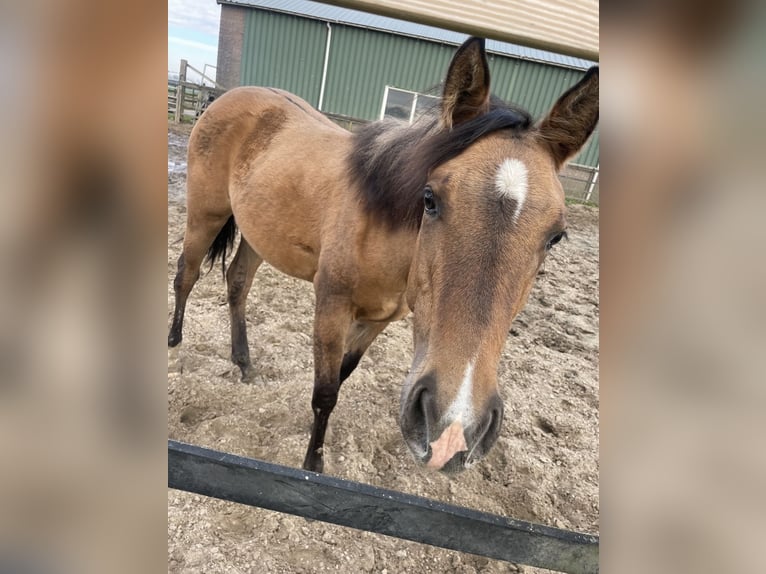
left=546, top=231, right=567, bottom=250
left=423, top=187, right=438, bottom=215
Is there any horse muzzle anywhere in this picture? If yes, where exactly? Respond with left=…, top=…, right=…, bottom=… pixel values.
left=399, top=375, right=504, bottom=473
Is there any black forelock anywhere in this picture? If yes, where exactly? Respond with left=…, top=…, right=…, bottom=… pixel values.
left=348, top=98, right=532, bottom=229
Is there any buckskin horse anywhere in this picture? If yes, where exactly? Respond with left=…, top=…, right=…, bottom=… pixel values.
left=168, top=37, right=599, bottom=473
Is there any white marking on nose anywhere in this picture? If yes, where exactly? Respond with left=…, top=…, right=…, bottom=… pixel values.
left=495, top=158, right=528, bottom=221
left=443, top=359, right=476, bottom=427
left=427, top=420, right=467, bottom=469
left=426, top=359, right=476, bottom=470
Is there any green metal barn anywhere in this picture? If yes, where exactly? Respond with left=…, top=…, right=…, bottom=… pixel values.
left=215, top=0, right=599, bottom=186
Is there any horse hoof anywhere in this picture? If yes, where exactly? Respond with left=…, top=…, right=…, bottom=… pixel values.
left=303, top=457, right=323, bottom=474
left=239, top=365, right=256, bottom=384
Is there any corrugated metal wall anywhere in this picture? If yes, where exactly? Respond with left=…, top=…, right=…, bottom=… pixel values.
left=488, top=54, right=599, bottom=166
left=322, top=25, right=453, bottom=119
left=239, top=8, right=598, bottom=166
left=240, top=10, right=326, bottom=106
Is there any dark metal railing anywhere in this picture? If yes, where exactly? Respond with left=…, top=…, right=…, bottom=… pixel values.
left=168, top=440, right=598, bottom=574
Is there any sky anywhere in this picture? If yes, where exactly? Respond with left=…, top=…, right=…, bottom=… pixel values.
left=168, top=0, right=221, bottom=82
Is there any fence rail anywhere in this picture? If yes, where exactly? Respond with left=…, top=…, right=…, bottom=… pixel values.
left=168, top=440, right=599, bottom=574
left=168, top=60, right=226, bottom=122
left=560, top=163, right=599, bottom=204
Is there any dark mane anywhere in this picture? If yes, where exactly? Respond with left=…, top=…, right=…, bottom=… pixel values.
left=348, top=98, right=532, bottom=229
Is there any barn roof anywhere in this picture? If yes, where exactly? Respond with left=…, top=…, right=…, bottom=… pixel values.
left=217, top=0, right=596, bottom=70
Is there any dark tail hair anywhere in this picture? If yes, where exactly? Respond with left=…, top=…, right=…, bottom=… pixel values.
left=205, top=215, right=237, bottom=278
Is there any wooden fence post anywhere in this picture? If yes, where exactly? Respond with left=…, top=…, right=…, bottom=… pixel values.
left=174, top=59, right=188, bottom=123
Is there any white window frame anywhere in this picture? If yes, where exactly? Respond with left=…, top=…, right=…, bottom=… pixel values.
left=380, top=86, right=439, bottom=123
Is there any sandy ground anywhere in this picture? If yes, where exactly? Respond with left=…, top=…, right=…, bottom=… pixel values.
left=167, top=122, right=599, bottom=573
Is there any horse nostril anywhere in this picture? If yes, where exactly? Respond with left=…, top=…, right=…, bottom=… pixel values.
left=410, top=387, right=428, bottom=425
left=401, top=376, right=437, bottom=456
left=488, top=405, right=503, bottom=440
left=411, top=387, right=431, bottom=432
left=467, top=400, right=504, bottom=466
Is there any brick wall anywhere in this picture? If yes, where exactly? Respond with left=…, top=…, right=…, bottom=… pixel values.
left=216, top=5, right=246, bottom=89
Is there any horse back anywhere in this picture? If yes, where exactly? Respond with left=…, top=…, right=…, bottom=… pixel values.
left=188, top=86, right=345, bottom=173
left=187, top=87, right=356, bottom=282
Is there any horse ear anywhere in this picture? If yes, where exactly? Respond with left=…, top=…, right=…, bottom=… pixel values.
left=537, top=66, right=599, bottom=169
left=441, top=37, right=491, bottom=129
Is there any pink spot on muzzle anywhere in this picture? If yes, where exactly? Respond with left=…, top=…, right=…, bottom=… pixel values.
left=426, top=420, right=468, bottom=470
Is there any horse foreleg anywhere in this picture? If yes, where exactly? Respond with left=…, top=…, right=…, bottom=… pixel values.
left=226, top=238, right=262, bottom=381
left=339, top=320, right=388, bottom=383
left=303, top=296, right=352, bottom=473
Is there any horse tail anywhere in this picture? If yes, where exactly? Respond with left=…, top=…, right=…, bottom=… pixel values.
left=205, top=215, right=238, bottom=278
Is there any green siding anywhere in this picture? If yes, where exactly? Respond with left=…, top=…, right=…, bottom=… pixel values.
left=322, top=25, right=453, bottom=120
left=240, top=10, right=326, bottom=107
left=237, top=12, right=598, bottom=167
left=488, top=55, right=599, bottom=166
left=574, top=127, right=599, bottom=167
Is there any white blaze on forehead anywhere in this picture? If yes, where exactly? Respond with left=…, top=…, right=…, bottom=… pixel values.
left=495, top=158, right=528, bottom=221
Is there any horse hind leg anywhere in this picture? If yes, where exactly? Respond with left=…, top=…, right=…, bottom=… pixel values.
left=168, top=214, right=237, bottom=347
left=226, top=237, right=262, bottom=381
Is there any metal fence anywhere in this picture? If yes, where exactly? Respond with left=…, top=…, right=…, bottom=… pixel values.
left=560, top=163, right=599, bottom=204
left=168, top=440, right=599, bottom=574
